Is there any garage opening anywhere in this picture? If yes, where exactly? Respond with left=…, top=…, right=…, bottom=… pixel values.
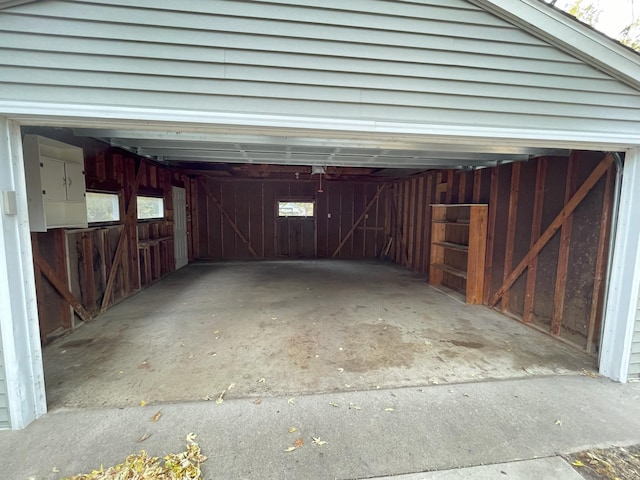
left=25, top=126, right=609, bottom=410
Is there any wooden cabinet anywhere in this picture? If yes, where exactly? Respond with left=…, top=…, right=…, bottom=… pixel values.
left=23, top=135, right=87, bottom=231
left=429, top=204, right=488, bottom=304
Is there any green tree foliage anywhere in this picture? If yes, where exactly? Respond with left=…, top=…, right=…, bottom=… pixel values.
left=546, top=0, right=640, bottom=51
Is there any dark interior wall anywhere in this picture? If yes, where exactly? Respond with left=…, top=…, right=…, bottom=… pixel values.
left=25, top=127, right=182, bottom=343
left=194, top=178, right=389, bottom=260
left=392, top=153, right=615, bottom=351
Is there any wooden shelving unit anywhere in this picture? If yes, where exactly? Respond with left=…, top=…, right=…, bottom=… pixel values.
left=429, top=204, right=488, bottom=304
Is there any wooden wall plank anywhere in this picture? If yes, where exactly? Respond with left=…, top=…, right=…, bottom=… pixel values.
left=472, top=170, right=482, bottom=203
left=414, top=177, right=425, bottom=272
left=523, top=157, right=548, bottom=323
left=551, top=153, right=577, bottom=336
left=423, top=175, right=434, bottom=275
left=489, top=154, right=614, bottom=307
left=407, top=178, right=417, bottom=267
left=483, top=168, right=500, bottom=304
left=501, top=162, right=521, bottom=312
left=587, top=165, right=614, bottom=351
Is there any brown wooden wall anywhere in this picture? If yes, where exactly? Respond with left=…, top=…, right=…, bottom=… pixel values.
left=192, top=178, right=390, bottom=260
left=391, top=153, right=615, bottom=352
left=27, top=128, right=184, bottom=343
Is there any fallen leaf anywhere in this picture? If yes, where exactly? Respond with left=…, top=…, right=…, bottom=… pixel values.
left=572, top=460, right=584, bottom=467
left=555, top=420, right=562, bottom=426
left=186, top=432, right=197, bottom=443
left=204, top=395, right=212, bottom=401
left=312, top=437, right=327, bottom=446
left=188, top=354, right=195, bottom=359
left=137, top=433, right=150, bottom=443
left=253, top=399, right=262, bottom=405
left=214, top=330, right=220, bottom=334
left=344, top=384, right=351, bottom=388
left=349, top=403, right=361, bottom=410
left=151, top=411, right=162, bottom=423
left=293, top=438, right=304, bottom=448
left=329, top=402, right=340, bottom=407
left=390, top=392, right=397, bottom=397
left=385, top=408, right=394, bottom=412
left=463, top=393, right=469, bottom=397
left=288, top=398, right=296, bottom=405
left=140, top=400, right=147, bottom=407
left=337, top=368, right=344, bottom=373
left=284, top=447, right=297, bottom=452
left=258, top=378, right=266, bottom=383
left=118, top=371, right=124, bottom=374
left=52, top=467, right=60, bottom=473
left=289, top=427, right=297, bottom=433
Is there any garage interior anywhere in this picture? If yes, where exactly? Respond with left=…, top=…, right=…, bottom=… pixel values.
left=26, top=125, right=611, bottom=410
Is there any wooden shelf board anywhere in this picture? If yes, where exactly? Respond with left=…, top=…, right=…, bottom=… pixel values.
left=430, top=263, right=468, bottom=279
left=433, top=241, right=469, bottom=252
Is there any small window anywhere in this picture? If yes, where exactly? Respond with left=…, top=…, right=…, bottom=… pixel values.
left=137, top=196, right=164, bottom=220
left=278, top=201, right=314, bottom=217
left=86, top=192, right=120, bottom=223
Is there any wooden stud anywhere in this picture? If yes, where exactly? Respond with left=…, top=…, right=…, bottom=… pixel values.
left=501, top=163, right=521, bottom=312
left=332, top=185, right=386, bottom=257
left=415, top=177, right=425, bottom=272
left=483, top=167, right=500, bottom=304
left=407, top=179, right=417, bottom=267
left=472, top=170, right=482, bottom=203
left=551, top=154, right=577, bottom=335
left=587, top=165, right=615, bottom=352
left=467, top=205, right=489, bottom=304
left=523, top=157, right=548, bottom=323
left=458, top=172, right=467, bottom=203
left=100, top=162, right=145, bottom=313
left=199, top=179, right=258, bottom=257
left=489, top=154, right=614, bottom=307
left=423, top=175, right=434, bottom=274
left=445, top=171, right=454, bottom=204
left=82, top=232, right=97, bottom=314
left=34, top=254, right=92, bottom=324
left=402, top=181, right=410, bottom=266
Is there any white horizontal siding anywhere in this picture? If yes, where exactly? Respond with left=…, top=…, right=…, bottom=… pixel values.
left=630, top=290, right=640, bottom=381
left=0, top=335, right=9, bottom=429
left=0, top=0, right=639, bottom=135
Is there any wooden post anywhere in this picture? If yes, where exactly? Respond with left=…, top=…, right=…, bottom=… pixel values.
left=472, top=170, right=482, bottom=203
left=332, top=184, right=386, bottom=257
left=489, top=154, right=614, bottom=307
left=407, top=179, right=416, bottom=267
left=587, top=165, right=614, bottom=352
left=423, top=175, right=433, bottom=274
left=483, top=167, right=499, bottom=304
left=100, top=162, right=145, bottom=313
left=523, top=157, right=548, bottom=323
left=415, top=177, right=425, bottom=272
left=551, top=154, right=577, bottom=336
left=501, top=163, right=521, bottom=312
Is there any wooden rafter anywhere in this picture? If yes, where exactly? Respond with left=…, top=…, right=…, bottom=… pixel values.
left=332, top=184, right=386, bottom=257
left=199, top=178, right=258, bottom=258
left=489, top=154, right=614, bottom=307
left=34, top=254, right=92, bottom=324
left=100, top=161, right=145, bottom=313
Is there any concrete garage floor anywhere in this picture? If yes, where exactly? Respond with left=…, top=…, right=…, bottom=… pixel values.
left=43, top=260, right=596, bottom=410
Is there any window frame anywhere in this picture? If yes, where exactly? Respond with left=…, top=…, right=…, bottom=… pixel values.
left=85, top=190, right=122, bottom=226
left=276, top=198, right=316, bottom=218
left=136, top=194, right=165, bottom=221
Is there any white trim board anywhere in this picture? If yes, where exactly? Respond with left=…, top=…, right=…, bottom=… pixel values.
left=3, top=102, right=640, bottom=151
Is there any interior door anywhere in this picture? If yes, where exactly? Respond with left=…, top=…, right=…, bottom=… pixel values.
left=276, top=200, right=316, bottom=257
left=173, top=186, right=188, bottom=269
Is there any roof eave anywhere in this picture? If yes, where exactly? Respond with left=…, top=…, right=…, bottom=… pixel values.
left=470, top=0, right=640, bottom=92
